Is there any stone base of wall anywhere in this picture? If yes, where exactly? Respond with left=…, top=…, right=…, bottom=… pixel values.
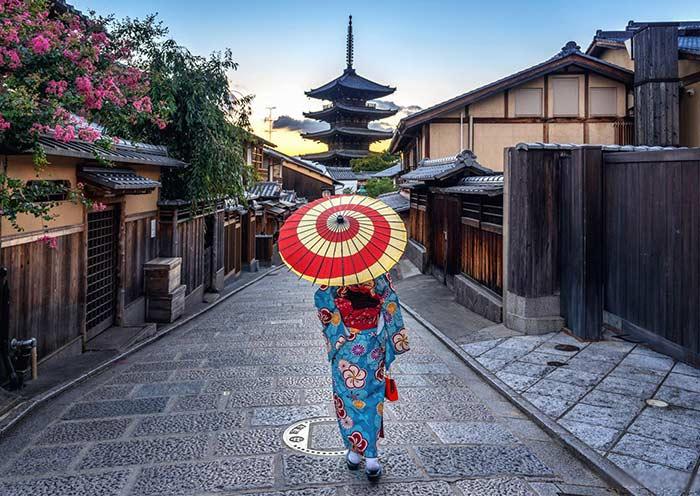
left=405, top=239, right=428, bottom=273
left=504, top=291, right=564, bottom=335
left=454, top=274, right=503, bottom=322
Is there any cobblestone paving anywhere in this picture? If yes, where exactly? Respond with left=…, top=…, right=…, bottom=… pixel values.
left=0, top=272, right=615, bottom=495
left=462, top=332, right=700, bottom=495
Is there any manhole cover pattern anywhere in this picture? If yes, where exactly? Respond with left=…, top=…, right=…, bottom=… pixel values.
left=282, top=417, right=345, bottom=457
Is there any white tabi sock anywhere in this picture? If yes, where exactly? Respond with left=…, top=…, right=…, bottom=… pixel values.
left=347, top=450, right=362, bottom=465
left=365, top=457, right=381, bottom=471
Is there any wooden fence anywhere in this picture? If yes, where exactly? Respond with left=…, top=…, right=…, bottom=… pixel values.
left=507, top=144, right=700, bottom=365
left=460, top=194, right=503, bottom=295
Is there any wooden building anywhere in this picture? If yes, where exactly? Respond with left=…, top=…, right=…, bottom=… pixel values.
left=390, top=42, right=634, bottom=171
left=261, top=147, right=339, bottom=200
left=0, top=136, right=186, bottom=364
left=403, top=151, right=504, bottom=320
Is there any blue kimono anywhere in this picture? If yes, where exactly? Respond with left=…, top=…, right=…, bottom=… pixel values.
left=314, top=273, right=409, bottom=458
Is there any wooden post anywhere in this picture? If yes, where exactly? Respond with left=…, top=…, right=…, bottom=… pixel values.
left=633, top=24, right=680, bottom=146
left=559, top=147, right=604, bottom=340
left=505, top=146, right=565, bottom=334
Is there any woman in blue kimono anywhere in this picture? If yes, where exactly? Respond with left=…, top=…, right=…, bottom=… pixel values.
left=314, top=273, right=410, bottom=480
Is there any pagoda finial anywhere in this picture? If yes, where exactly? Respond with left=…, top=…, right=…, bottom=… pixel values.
left=346, top=15, right=354, bottom=69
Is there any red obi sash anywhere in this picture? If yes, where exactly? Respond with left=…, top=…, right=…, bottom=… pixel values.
left=334, top=283, right=383, bottom=330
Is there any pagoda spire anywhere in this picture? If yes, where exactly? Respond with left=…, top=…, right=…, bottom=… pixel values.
left=346, top=15, right=353, bottom=69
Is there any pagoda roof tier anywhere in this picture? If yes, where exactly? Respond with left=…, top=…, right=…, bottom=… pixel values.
left=302, top=126, right=393, bottom=141
left=304, top=102, right=398, bottom=121
left=301, top=149, right=371, bottom=162
left=306, top=68, right=395, bottom=101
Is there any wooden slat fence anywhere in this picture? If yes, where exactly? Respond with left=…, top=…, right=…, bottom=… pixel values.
left=460, top=194, right=503, bottom=295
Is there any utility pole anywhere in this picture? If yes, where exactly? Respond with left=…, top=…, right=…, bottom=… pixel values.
left=264, top=106, right=276, bottom=142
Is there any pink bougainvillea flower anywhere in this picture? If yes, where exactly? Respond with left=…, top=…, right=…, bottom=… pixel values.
left=0, top=115, right=11, bottom=132
left=77, top=126, right=101, bottom=143
left=37, top=235, right=58, bottom=249
left=29, top=34, right=51, bottom=54
left=132, top=96, right=152, bottom=113
left=53, top=124, right=75, bottom=142
left=92, top=202, right=108, bottom=212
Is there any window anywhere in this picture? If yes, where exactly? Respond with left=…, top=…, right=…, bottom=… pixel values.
left=590, top=87, right=617, bottom=117
left=514, top=88, right=543, bottom=117
left=552, top=77, right=580, bottom=116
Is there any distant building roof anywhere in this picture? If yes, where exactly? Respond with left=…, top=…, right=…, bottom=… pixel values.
left=30, top=135, right=187, bottom=168
left=372, top=163, right=402, bottom=178
left=306, top=68, right=395, bottom=101
left=439, top=175, right=504, bottom=196
left=262, top=146, right=341, bottom=185
left=377, top=191, right=410, bottom=213
left=304, top=102, right=398, bottom=121
left=587, top=21, right=700, bottom=57
left=302, top=126, right=393, bottom=141
left=390, top=41, right=633, bottom=153
left=302, top=149, right=370, bottom=163
left=402, top=151, right=493, bottom=182
left=248, top=181, right=281, bottom=199
left=326, top=167, right=357, bottom=181
left=77, top=167, right=161, bottom=194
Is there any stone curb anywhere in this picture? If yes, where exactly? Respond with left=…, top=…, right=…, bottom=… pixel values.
left=400, top=301, right=654, bottom=496
left=0, top=265, right=284, bottom=439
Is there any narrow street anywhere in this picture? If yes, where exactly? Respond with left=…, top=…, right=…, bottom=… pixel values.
left=0, top=271, right=616, bottom=496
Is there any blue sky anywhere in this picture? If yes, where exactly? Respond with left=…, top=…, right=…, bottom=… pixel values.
left=74, top=0, right=700, bottom=154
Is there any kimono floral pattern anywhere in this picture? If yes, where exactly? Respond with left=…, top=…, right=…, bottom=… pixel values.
left=314, top=273, right=409, bottom=458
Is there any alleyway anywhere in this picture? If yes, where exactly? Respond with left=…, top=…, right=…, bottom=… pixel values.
left=0, top=271, right=616, bottom=495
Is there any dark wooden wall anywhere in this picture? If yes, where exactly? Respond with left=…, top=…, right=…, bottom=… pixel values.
left=176, top=216, right=206, bottom=296
left=507, top=148, right=561, bottom=298
left=1, top=232, right=85, bottom=360
left=604, top=149, right=700, bottom=363
left=429, top=194, right=462, bottom=277
left=224, top=214, right=243, bottom=277
left=459, top=193, right=504, bottom=295
left=282, top=167, right=331, bottom=201
left=633, top=25, right=680, bottom=146
left=559, top=148, right=604, bottom=340
left=408, top=190, right=429, bottom=248
left=124, top=214, right=158, bottom=305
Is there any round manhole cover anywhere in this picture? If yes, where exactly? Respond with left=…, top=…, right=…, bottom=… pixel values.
left=554, top=344, right=581, bottom=352
left=282, top=417, right=345, bottom=457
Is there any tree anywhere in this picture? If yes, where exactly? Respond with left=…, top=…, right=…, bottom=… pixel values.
left=0, top=0, right=164, bottom=233
left=364, top=178, right=396, bottom=198
left=350, top=150, right=399, bottom=173
left=108, top=16, right=254, bottom=203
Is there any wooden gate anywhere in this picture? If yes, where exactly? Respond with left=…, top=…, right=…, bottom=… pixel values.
left=429, top=194, right=462, bottom=284
left=86, top=207, right=118, bottom=334
left=224, top=213, right=243, bottom=277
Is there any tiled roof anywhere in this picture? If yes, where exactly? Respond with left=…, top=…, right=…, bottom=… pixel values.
left=304, top=102, right=398, bottom=120
left=326, top=167, right=357, bottom=181
left=377, top=191, right=410, bottom=213
left=440, top=175, right=504, bottom=196
left=301, top=149, right=370, bottom=162
left=248, top=181, right=281, bottom=199
left=372, top=163, right=402, bottom=178
left=302, top=126, right=393, bottom=140
left=306, top=68, right=395, bottom=100
left=35, top=135, right=187, bottom=168
left=77, top=167, right=161, bottom=192
left=402, top=151, right=492, bottom=182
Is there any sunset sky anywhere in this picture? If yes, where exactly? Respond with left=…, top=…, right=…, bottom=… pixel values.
left=74, top=0, right=699, bottom=156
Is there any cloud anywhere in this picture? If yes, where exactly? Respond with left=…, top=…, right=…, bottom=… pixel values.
left=372, top=100, right=423, bottom=116
left=369, top=121, right=393, bottom=132
left=272, top=115, right=327, bottom=133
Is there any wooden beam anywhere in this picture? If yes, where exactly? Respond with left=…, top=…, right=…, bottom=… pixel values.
left=504, top=91, right=509, bottom=118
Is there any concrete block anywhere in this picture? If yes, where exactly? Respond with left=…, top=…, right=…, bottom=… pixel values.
left=405, top=239, right=428, bottom=273
left=454, top=274, right=503, bottom=322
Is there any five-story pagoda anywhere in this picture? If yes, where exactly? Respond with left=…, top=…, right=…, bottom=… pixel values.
left=301, top=16, right=397, bottom=168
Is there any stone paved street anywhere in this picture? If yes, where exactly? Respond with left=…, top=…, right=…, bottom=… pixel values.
left=462, top=332, right=700, bottom=495
left=0, top=271, right=617, bottom=495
